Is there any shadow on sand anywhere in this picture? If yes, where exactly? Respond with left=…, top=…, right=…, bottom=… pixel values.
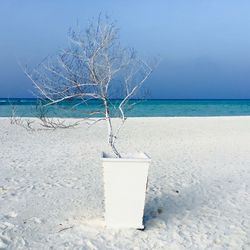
left=143, top=182, right=207, bottom=229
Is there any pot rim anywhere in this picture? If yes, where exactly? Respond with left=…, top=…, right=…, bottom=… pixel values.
left=101, top=152, right=151, bottom=162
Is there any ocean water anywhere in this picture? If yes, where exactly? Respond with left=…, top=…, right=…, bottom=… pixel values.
left=1, top=98, right=250, bottom=117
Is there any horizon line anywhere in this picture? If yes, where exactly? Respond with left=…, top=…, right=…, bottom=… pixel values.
left=1, top=98, right=250, bottom=101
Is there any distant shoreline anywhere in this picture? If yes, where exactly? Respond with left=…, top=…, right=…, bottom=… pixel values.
left=1, top=99, right=250, bottom=117
left=1, top=98, right=250, bottom=101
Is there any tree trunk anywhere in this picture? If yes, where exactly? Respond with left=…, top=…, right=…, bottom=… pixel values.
left=104, top=100, right=121, bottom=158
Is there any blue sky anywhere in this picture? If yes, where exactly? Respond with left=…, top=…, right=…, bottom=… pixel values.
left=1, top=0, right=250, bottom=98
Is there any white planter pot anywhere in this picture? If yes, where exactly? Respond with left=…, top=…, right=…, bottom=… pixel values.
left=102, top=152, right=150, bottom=229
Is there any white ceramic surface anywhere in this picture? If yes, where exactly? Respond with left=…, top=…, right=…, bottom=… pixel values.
left=102, top=152, right=150, bottom=229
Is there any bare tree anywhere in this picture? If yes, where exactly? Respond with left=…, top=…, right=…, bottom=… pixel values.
left=35, top=101, right=81, bottom=129
left=8, top=99, right=79, bottom=131
left=24, top=15, right=156, bottom=157
left=9, top=100, right=35, bottom=131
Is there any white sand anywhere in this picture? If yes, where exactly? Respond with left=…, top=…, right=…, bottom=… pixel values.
left=0, top=117, right=250, bottom=249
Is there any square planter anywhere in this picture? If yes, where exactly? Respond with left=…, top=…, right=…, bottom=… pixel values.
left=102, top=152, right=150, bottom=229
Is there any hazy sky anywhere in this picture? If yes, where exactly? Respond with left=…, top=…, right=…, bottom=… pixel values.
left=1, top=0, right=250, bottom=98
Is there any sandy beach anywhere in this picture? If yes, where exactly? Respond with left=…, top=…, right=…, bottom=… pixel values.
left=0, top=116, right=250, bottom=249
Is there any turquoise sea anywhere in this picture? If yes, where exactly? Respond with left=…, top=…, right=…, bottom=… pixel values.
left=1, top=98, right=250, bottom=117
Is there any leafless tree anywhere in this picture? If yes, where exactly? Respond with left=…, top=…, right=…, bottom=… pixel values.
left=24, top=15, right=156, bottom=157
left=8, top=100, right=79, bottom=131
left=9, top=100, right=35, bottom=130
left=35, top=102, right=80, bottom=129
